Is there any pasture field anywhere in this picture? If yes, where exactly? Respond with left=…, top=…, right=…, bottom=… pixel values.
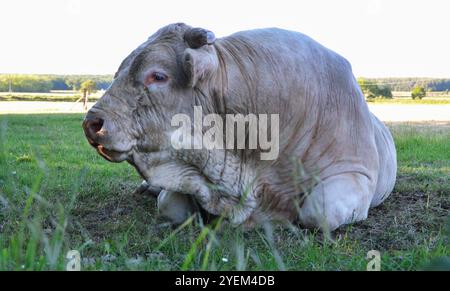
left=0, top=114, right=448, bottom=270
left=0, top=91, right=101, bottom=102
left=1, top=90, right=450, bottom=104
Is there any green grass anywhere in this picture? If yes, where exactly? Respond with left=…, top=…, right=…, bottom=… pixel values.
left=0, top=114, right=448, bottom=270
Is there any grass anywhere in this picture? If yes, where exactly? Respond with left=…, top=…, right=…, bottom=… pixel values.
left=0, top=114, right=448, bottom=270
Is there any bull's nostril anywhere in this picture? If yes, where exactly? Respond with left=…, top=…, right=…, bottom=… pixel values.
left=90, top=118, right=104, bottom=133
left=83, top=117, right=105, bottom=143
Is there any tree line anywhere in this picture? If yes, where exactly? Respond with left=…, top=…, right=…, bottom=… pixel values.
left=0, top=74, right=113, bottom=93
left=1, top=74, right=449, bottom=98
left=359, top=78, right=450, bottom=92
left=357, top=77, right=450, bottom=99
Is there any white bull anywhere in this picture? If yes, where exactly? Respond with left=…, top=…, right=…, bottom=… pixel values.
left=83, top=23, right=397, bottom=230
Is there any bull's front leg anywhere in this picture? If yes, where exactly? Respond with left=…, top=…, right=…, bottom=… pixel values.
left=130, top=151, right=257, bottom=225
left=145, top=163, right=256, bottom=225
left=133, top=180, right=162, bottom=197
left=156, top=190, right=199, bottom=224
left=147, top=164, right=227, bottom=214
left=132, top=180, right=193, bottom=224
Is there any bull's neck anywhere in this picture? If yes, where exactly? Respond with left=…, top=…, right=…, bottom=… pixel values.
left=209, top=40, right=262, bottom=115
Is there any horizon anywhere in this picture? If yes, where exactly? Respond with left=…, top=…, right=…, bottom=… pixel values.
left=1, top=0, right=449, bottom=78
left=1, top=73, right=450, bottom=79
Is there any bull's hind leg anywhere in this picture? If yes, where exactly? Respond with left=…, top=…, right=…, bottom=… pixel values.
left=298, top=173, right=374, bottom=231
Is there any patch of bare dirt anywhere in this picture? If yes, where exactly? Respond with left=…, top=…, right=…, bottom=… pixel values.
left=337, top=188, right=449, bottom=251
left=70, top=182, right=157, bottom=242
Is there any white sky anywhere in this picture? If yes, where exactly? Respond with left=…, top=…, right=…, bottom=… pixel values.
left=0, top=0, right=449, bottom=77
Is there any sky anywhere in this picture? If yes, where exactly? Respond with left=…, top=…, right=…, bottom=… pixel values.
left=0, top=0, right=449, bottom=77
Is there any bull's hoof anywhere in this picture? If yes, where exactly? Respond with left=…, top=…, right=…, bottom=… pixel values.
left=133, top=180, right=162, bottom=197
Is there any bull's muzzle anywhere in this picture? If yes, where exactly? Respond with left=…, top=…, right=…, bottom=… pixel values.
left=82, top=115, right=129, bottom=163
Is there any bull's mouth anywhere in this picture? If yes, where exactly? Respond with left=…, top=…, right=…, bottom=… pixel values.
left=97, top=145, right=129, bottom=162
left=87, top=139, right=129, bottom=163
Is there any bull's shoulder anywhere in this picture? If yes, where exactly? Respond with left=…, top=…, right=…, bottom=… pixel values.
left=225, top=27, right=314, bottom=48
left=223, top=28, right=352, bottom=72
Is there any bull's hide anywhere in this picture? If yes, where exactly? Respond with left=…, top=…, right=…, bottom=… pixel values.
left=83, top=23, right=397, bottom=230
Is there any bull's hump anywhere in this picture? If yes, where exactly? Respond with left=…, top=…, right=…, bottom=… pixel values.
left=227, top=27, right=315, bottom=47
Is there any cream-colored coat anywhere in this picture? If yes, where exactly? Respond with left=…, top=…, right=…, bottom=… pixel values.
left=83, top=23, right=397, bottom=230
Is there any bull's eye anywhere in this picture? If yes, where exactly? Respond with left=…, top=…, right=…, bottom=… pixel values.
left=144, top=72, right=168, bottom=86
left=154, top=73, right=167, bottom=81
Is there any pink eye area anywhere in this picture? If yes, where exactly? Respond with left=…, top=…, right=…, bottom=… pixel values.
left=144, top=72, right=168, bottom=86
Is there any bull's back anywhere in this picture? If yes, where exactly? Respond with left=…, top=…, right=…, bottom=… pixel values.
left=227, top=28, right=396, bottom=204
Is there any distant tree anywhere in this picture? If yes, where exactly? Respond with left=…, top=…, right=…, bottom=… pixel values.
left=358, top=78, right=376, bottom=98
left=377, top=86, right=393, bottom=98
left=51, top=77, right=69, bottom=90
left=65, top=78, right=81, bottom=91
left=411, top=86, right=426, bottom=99
left=357, top=78, right=392, bottom=99
left=80, top=80, right=97, bottom=110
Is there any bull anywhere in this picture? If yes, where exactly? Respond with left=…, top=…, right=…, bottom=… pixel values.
left=83, top=23, right=397, bottom=230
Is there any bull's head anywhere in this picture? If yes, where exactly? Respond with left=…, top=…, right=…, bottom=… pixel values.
left=82, top=23, right=218, bottom=163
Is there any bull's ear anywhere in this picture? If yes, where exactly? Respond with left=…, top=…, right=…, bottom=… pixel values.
left=183, top=28, right=218, bottom=87
left=183, top=46, right=218, bottom=87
